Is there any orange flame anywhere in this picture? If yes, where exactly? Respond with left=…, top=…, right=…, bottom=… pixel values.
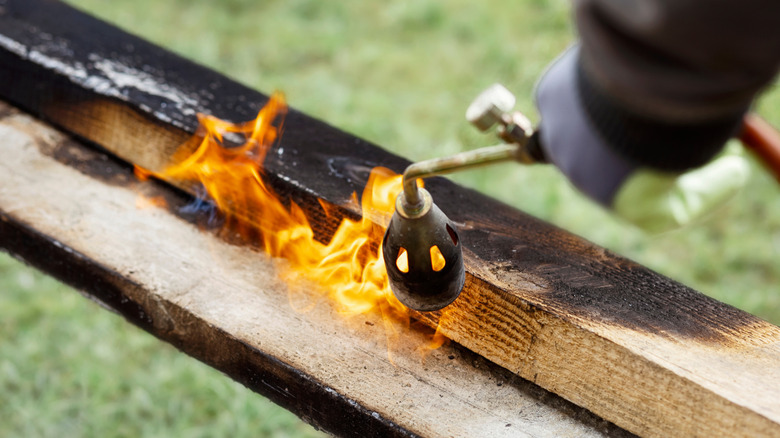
left=136, top=92, right=416, bottom=322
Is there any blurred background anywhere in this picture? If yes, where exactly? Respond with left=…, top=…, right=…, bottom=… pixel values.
left=2, top=0, right=778, bottom=436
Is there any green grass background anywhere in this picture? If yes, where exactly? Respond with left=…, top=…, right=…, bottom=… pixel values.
left=2, top=0, right=778, bottom=436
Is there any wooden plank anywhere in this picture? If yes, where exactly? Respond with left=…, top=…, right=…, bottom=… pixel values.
left=0, top=102, right=629, bottom=438
left=1, top=2, right=779, bottom=436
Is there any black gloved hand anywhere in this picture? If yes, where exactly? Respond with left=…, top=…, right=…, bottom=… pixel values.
left=535, top=46, right=749, bottom=232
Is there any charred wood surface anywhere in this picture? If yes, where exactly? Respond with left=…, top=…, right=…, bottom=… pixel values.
left=1, top=1, right=779, bottom=437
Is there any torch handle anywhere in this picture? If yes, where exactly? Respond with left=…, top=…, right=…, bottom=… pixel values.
left=740, top=113, right=780, bottom=184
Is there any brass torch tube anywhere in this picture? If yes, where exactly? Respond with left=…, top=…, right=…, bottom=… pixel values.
left=402, top=144, right=520, bottom=207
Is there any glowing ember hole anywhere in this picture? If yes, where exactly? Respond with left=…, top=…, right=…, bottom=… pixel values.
left=430, top=245, right=446, bottom=272
left=396, top=248, right=409, bottom=273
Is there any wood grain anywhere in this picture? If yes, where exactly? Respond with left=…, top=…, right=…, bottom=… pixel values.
left=0, top=102, right=628, bottom=438
left=1, top=2, right=779, bottom=436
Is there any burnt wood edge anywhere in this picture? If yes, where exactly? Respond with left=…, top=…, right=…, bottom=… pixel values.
left=0, top=209, right=420, bottom=438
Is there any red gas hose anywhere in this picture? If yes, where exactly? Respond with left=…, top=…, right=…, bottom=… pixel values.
left=740, top=113, right=780, bottom=183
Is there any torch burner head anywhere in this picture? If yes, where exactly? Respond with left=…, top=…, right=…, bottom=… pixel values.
left=382, top=188, right=465, bottom=312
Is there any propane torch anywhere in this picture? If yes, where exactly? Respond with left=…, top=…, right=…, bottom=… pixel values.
left=381, top=84, right=545, bottom=311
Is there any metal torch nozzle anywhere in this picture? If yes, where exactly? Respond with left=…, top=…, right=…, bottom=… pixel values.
left=382, top=84, right=543, bottom=312
left=382, top=186, right=465, bottom=312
